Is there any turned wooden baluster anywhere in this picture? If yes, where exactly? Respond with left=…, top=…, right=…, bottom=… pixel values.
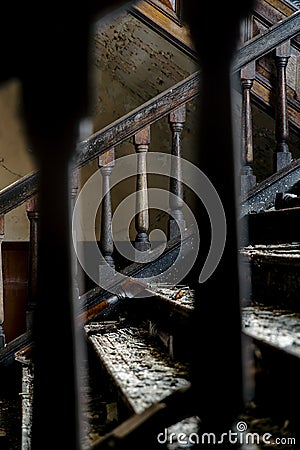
left=240, top=64, right=256, bottom=194
left=240, top=16, right=256, bottom=194
left=70, top=167, right=79, bottom=212
left=0, top=215, right=5, bottom=348
left=134, top=127, right=151, bottom=251
left=99, top=149, right=115, bottom=268
left=275, top=41, right=292, bottom=172
left=25, top=195, right=39, bottom=331
left=168, top=105, right=186, bottom=239
left=70, top=166, right=84, bottom=299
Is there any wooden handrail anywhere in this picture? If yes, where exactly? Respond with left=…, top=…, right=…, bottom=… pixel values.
left=1, top=9, right=300, bottom=215
left=75, top=71, right=200, bottom=168
left=0, top=171, right=40, bottom=215
left=232, top=9, right=300, bottom=72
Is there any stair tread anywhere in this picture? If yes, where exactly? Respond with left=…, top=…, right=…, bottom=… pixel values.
left=242, top=305, right=300, bottom=358
left=84, top=322, right=190, bottom=415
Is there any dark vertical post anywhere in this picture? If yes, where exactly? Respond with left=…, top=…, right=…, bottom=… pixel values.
left=25, top=195, right=39, bottom=331
left=182, top=0, right=253, bottom=440
left=0, top=214, right=5, bottom=349
left=99, top=149, right=115, bottom=268
left=134, top=126, right=151, bottom=251
left=240, top=62, right=256, bottom=194
left=70, top=167, right=83, bottom=296
left=275, top=41, right=292, bottom=172
left=20, top=5, right=92, bottom=450
left=168, top=105, right=186, bottom=240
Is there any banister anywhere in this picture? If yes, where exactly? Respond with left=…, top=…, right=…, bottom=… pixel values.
left=0, top=171, right=39, bottom=216
left=232, top=9, right=300, bottom=72
left=75, top=70, right=200, bottom=168
left=1, top=9, right=300, bottom=215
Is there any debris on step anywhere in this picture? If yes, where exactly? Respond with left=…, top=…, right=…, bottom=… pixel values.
left=149, top=284, right=195, bottom=311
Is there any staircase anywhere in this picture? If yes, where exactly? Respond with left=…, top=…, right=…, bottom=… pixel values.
left=1, top=0, right=300, bottom=449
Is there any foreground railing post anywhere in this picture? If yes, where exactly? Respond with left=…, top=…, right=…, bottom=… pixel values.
left=22, top=6, right=92, bottom=449
left=168, top=105, right=186, bottom=240
left=99, top=149, right=115, bottom=268
left=0, top=214, right=5, bottom=348
left=25, top=195, right=39, bottom=331
left=275, top=40, right=292, bottom=171
left=182, top=0, right=253, bottom=440
left=134, top=126, right=151, bottom=251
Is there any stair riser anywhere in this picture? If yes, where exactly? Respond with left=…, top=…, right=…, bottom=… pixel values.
left=243, top=258, right=300, bottom=310
left=241, top=208, right=300, bottom=245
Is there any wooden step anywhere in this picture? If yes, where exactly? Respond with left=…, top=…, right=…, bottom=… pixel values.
left=85, top=290, right=300, bottom=448
left=84, top=322, right=191, bottom=416
left=84, top=321, right=200, bottom=449
left=139, top=283, right=300, bottom=364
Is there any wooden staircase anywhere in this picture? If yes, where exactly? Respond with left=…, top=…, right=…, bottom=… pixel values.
left=1, top=1, right=300, bottom=449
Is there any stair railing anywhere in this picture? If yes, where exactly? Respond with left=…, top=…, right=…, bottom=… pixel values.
left=0, top=8, right=300, bottom=350
left=0, top=3, right=300, bottom=449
